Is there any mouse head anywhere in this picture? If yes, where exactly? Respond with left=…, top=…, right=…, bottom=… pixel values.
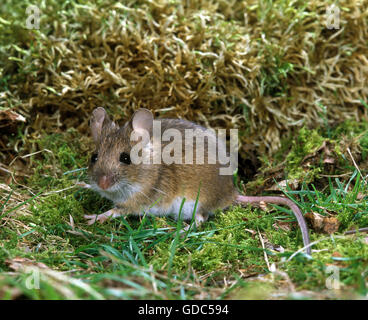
left=88, top=107, right=155, bottom=201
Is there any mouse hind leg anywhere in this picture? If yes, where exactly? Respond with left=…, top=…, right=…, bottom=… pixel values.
left=180, top=207, right=210, bottom=233
left=193, top=209, right=209, bottom=228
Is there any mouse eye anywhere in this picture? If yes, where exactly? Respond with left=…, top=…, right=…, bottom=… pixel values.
left=120, top=152, right=131, bottom=165
left=91, top=153, right=98, bottom=164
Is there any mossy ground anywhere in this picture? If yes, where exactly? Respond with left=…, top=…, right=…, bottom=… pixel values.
left=0, top=0, right=368, bottom=300
left=1, top=118, right=368, bottom=299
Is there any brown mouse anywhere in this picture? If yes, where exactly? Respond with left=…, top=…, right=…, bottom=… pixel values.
left=81, top=107, right=311, bottom=255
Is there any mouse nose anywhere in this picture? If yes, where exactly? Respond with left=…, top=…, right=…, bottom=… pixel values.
left=98, top=175, right=113, bottom=190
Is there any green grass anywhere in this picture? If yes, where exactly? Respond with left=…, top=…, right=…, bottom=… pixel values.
left=1, top=117, right=368, bottom=299
left=0, top=0, right=368, bottom=300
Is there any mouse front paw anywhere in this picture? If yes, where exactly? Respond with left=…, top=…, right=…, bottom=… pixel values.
left=76, top=181, right=92, bottom=189
left=84, top=214, right=104, bottom=225
left=84, top=212, right=110, bottom=225
left=84, top=208, right=122, bottom=225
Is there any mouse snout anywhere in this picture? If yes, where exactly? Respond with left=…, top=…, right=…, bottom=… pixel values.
left=98, top=175, right=114, bottom=190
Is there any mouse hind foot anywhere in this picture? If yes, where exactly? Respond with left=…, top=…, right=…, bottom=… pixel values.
left=180, top=209, right=210, bottom=232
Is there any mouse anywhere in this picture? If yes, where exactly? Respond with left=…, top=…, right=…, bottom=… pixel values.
left=79, top=107, right=311, bottom=255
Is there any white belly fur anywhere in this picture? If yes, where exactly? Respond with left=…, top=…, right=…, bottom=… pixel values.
left=94, top=182, right=204, bottom=220
left=144, top=197, right=201, bottom=220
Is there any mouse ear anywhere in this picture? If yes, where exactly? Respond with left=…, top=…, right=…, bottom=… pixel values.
left=90, top=107, right=114, bottom=143
left=131, top=108, right=153, bottom=136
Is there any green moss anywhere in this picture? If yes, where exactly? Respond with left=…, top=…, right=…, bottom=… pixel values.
left=33, top=130, right=89, bottom=171
left=359, top=134, right=368, bottom=160
left=285, top=127, right=325, bottom=181
left=329, top=119, right=368, bottom=172
left=228, top=282, right=276, bottom=300
left=244, top=176, right=267, bottom=193
left=332, top=119, right=368, bottom=139
left=285, top=236, right=368, bottom=292
left=259, top=57, right=295, bottom=97
left=3, top=118, right=366, bottom=298
left=332, top=119, right=368, bottom=159
left=149, top=205, right=310, bottom=276
left=1, top=0, right=368, bottom=298
left=30, top=194, right=81, bottom=226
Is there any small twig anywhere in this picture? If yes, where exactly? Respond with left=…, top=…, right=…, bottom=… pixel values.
left=347, top=147, right=366, bottom=185
left=149, top=265, right=158, bottom=294
left=286, top=235, right=347, bottom=262
left=8, top=149, right=53, bottom=166
left=42, top=185, right=76, bottom=196
left=75, top=181, right=92, bottom=189
left=0, top=164, right=11, bottom=174
left=257, top=228, right=270, bottom=271
left=319, top=172, right=352, bottom=178
left=344, top=227, right=368, bottom=235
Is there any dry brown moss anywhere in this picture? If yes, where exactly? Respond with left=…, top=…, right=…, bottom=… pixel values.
left=1, top=0, right=368, bottom=171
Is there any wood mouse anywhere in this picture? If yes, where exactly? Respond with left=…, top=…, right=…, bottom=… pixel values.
left=80, top=107, right=311, bottom=255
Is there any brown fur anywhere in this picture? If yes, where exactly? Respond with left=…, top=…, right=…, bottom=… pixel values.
left=85, top=107, right=311, bottom=254
left=88, top=108, right=236, bottom=217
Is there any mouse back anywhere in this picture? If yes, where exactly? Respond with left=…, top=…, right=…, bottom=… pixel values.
left=87, top=107, right=236, bottom=217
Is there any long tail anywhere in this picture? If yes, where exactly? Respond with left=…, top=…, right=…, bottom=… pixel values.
left=236, top=195, right=311, bottom=255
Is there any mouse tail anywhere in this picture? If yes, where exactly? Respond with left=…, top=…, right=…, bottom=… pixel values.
left=235, top=195, right=311, bottom=255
